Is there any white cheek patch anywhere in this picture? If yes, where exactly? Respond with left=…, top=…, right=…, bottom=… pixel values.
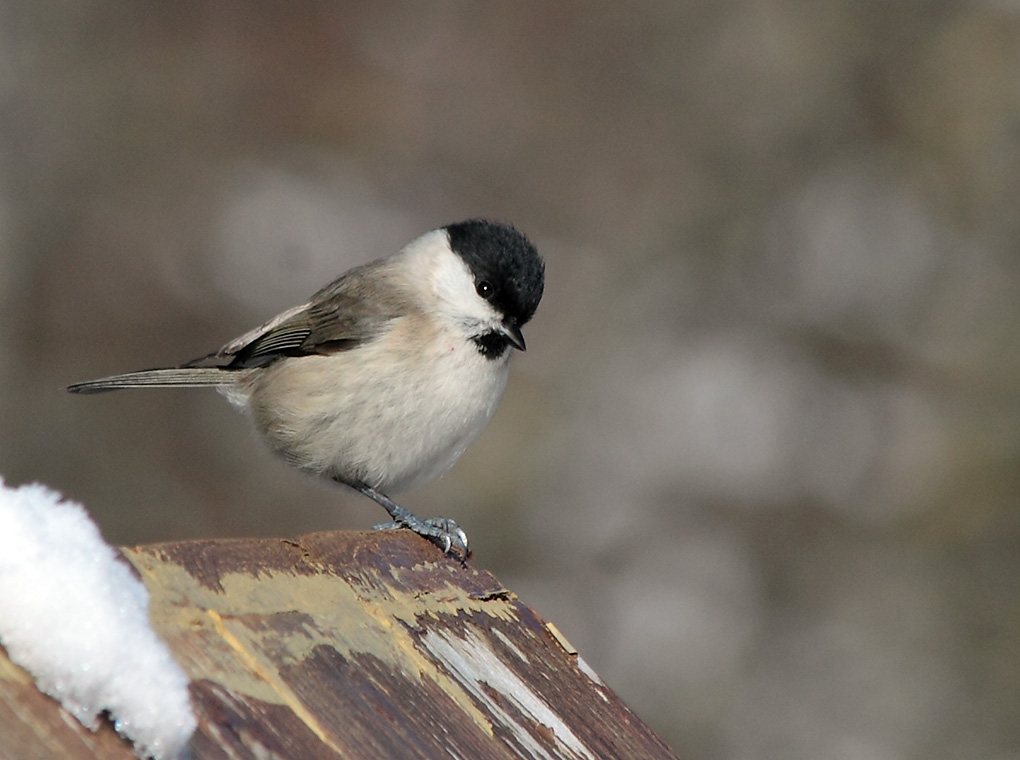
left=426, top=242, right=501, bottom=328
left=398, top=228, right=500, bottom=328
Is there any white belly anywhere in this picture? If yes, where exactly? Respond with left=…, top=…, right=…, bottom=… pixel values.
left=241, top=328, right=511, bottom=494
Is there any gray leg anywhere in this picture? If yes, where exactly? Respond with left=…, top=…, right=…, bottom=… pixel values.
left=354, top=483, right=469, bottom=561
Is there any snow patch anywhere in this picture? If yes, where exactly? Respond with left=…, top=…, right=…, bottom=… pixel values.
left=0, top=477, right=196, bottom=758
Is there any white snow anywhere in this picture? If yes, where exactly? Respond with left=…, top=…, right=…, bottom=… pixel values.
left=0, top=477, right=196, bottom=759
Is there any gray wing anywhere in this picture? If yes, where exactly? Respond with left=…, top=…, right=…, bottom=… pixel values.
left=67, top=259, right=407, bottom=393
left=187, top=259, right=404, bottom=370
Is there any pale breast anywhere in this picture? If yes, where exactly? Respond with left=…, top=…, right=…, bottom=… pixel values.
left=243, top=318, right=511, bottom=494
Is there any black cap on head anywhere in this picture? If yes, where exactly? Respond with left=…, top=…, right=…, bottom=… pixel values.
left=444, top=219, right=545, bottom=327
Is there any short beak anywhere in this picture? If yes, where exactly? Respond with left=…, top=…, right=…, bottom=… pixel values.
left=502, top=321, right=527, bottom=351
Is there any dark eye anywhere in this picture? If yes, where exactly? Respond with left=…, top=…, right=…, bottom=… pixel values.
left=476, top=281, right=494, bottom=299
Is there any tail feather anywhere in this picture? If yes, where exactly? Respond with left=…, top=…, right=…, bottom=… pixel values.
left=67, top=367, right=246, bottom=394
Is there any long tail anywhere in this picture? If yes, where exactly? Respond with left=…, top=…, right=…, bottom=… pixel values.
left=67, top=367, right=248, bottom=394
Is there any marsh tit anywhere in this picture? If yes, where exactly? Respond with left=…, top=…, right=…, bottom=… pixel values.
left=68, top=219, right=545, bottom=560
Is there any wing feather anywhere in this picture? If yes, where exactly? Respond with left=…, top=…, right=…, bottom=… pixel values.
left=186, top=258, right=406, bottom=370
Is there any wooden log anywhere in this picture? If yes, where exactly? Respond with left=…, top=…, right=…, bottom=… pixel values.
left=0, top=530, right=678, bottom=760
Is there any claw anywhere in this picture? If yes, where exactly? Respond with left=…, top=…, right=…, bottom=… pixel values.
left=370, top=515, right=470, bottom=562
left=357, top=483, right=470, bottom=562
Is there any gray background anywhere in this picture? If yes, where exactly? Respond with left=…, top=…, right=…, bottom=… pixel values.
left=2, top=3, right=1019, bottom=758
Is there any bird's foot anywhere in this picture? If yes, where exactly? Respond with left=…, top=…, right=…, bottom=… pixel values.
left=355, top=483, right=470, bottom=562
left=372, top=516, right=470, bottom=562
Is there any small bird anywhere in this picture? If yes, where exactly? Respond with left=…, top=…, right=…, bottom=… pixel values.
left=68, top=219, right=545, bottom=560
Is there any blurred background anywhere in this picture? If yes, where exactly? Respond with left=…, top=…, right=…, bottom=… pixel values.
left=2, top=2, right=1019, bottom=757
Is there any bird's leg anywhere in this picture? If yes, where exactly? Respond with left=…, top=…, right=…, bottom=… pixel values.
left=354, top=483, right=469, bottom=562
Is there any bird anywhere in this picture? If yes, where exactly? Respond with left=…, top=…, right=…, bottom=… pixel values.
left=68, top=219, right=545, bottom=561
